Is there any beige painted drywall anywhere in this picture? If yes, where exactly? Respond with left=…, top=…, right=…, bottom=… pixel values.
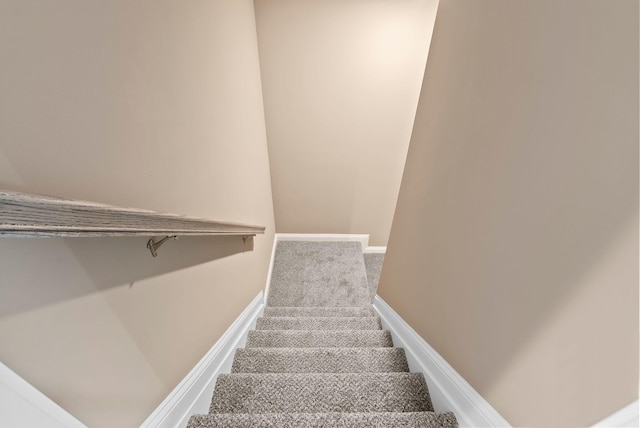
left=254, top=0, right=438, bottom=246
left=378, top=1, right=639, bottom=426
left=0, top=0, right=275, bottom=426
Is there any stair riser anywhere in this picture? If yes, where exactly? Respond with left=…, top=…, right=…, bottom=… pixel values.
left=246, top=331, right=394, bottom=348
left=231, top=348, right=409, bottom=373
left=209, top=373, right=433, bottom=414
left=255, top=317, right=382, bottom=331
left=263, top=307, right=375, bottom=318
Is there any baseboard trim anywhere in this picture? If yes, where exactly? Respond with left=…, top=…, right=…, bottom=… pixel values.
left=372, top=295, right=511, bottom=428
left=0, top=361, right=86, bottom=428
left=363, top=246, right=386, bottom=254
left=592, top=400, right=639, bottom=427
left=140, top=292, right=265, bottom=428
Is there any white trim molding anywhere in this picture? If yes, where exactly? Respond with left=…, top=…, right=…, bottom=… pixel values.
left=592, top=400, right=639, bottom=427
left=141, top=292, right=265, bottom=428
left=0, top=361, right=86, bottom=428
left=363, top=246, right=386, bottom=254
left=372, top=295, right=511, bottom=428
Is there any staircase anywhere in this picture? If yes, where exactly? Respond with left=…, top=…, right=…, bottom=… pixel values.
left=188, top=241, right=457, bottom=427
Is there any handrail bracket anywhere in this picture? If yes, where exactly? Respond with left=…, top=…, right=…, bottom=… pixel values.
left=147, top=235, right=178, bottom=257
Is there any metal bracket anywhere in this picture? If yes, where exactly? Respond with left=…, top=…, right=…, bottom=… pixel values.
left=147, top=235, right=178, bottom=257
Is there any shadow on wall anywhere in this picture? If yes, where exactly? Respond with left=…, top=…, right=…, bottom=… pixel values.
left=0, top=235, right=253, bottom=319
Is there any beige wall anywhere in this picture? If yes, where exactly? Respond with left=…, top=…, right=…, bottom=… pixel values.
left=0, top=1, right=275, bottom=426
left=378, top=1, right=638, bottom=426
left=254, top=0, right=438, bottom=246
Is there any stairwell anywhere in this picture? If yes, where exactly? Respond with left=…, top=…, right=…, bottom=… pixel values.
left=187, top=241, right=457, bottom=427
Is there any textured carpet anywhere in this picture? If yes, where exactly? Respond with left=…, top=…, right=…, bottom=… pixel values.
left=263, top=306, right=375, bottom=318
left=246, top=330, right=394, bottom=348
left=364, top=253, right=385, bottom=301
left=209, top=373, right=433, bottom=413
left=189, top=411, right=459, bottom=428
left=188, top=241, right=457, bottom=428
left=267, top=241, right=371, bottom=307
left=232, top=348, right=410, bottom=373
left=255, top=316, right=382, bottom=331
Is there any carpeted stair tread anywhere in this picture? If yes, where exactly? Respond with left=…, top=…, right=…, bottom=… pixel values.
left=246, top=330, right=393, bottom=348
left=189, top=241, right=456, bottom=426
left=231, top=348, right=409, bottom=373
left=267, top=241, right=371, bottom=307
left=209, top=373, right=433, bottom=413
left=188, top=411, right=458, bottom=428
left=263, top=307, right=375, bottom=318
left=256, top=317, right=382, bottom=331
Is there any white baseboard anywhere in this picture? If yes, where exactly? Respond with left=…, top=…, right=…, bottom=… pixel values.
left=0, top=362, right=87, bottom=428
left=363, top=246, right=386, bottom=254
left=592, top=400, right=639, bottom=427
left=372, top=295, right=511, bottom=428
left=140, top=292, right=265, bottom=428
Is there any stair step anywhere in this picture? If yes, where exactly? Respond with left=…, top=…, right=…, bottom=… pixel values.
left=263, top=306, right=375, bottom=318
left=188, top=411, right=458, bottom=428
left=231, top=348, right=409, bottom=373
left=246, top=330, right=393, bottom=348
left=209, top=373, right=433, bottom=414
left=256, top=317, right=381, bottom=331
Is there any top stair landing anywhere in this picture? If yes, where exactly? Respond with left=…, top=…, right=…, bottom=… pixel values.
left=266, top=241, right=371, bottom=307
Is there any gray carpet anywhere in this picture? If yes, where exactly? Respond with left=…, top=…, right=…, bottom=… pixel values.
left=267, top=241, right=371, bottom=307
left=255, top=316, right=382, bottom=331
left=209, top=373, right=433, bottom=413
left=263, top=306, right=375, bottom=317
left=246, top=330, right=394, bottom=348
left=189, top=412, right=459, bottom=428
left=364, top=252, right=385, bottom=301
left=188, top=241, right=457, bottom=428
left=232, top=348, right=410, bottom=373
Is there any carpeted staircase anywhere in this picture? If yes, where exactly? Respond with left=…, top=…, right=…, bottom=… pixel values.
left=188, top=241, right=457, bottom=427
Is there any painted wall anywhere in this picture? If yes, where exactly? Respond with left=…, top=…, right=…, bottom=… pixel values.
left=378, top=1, right=638, bottom=426
left=0, top=0, right=275, bottom=426
left=254, top=0, right=439, bottom=246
